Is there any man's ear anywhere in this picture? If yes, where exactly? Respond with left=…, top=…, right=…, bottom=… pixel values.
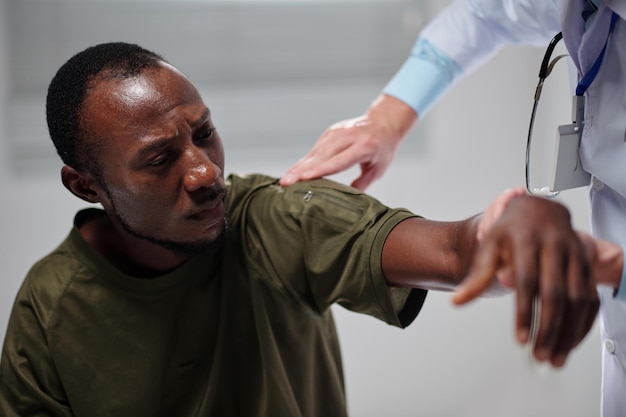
left=61, top=165, right=102, bottom=203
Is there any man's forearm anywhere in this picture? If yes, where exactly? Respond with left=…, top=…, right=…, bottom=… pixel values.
left=381, top=215, right=482, bottom=292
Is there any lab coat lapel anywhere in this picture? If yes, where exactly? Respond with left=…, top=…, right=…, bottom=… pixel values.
left=557, top=0, right=585, bottom=70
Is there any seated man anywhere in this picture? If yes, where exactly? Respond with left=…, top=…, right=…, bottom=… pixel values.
left=0, top=42, right=615, bottom=417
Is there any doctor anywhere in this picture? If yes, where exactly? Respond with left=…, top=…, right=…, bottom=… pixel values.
left=280, top=1, right=626, bottom=416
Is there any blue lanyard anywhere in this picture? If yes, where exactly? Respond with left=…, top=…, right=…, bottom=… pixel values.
left=575, top=12, right=619, bottom=96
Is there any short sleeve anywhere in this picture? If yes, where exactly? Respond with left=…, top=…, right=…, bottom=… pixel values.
left=229, top=174, right=427, bottom=328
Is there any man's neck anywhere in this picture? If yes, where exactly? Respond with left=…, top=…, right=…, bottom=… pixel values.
left=78, top=211, right=190, bottom=278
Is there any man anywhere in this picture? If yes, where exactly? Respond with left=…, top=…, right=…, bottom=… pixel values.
left=0, top=42, right=611, bottom=417
left=281, top=2, right=626, bottom=415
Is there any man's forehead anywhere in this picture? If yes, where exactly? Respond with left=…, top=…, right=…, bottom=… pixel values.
left=90, top=61, right=184, bottom=92
left=86, top=64, right=199, bottom=111
left=81, top=64, right=210, bottom=134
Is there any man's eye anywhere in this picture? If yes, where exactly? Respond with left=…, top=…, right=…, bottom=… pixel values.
left=148, top=155, right=168, bottom=167
left=196, top=127, right=215, bottom=142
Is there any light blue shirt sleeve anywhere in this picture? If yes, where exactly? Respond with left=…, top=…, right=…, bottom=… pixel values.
left=382, top=0, right=560, bottom=118
left=615, top=245, right=626, bottom=300
left=382, top=38, right=461, bottom=117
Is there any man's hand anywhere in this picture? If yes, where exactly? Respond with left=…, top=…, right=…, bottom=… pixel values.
left=453, top=190, right=599, bottom=367
left=280, top=95, right=417, bottom=191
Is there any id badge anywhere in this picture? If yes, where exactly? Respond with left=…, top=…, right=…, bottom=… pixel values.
left=551, top=123, right=591, bottom=191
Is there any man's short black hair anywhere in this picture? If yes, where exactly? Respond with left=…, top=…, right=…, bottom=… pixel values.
left=46, top=42, right=165, bottom=173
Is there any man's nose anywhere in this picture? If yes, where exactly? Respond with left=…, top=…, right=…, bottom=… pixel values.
left=182, top=147, right=221, bottom=192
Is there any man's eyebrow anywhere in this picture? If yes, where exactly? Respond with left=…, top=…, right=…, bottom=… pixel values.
left=191, top=108, right=211, bottom=127
left=135, top=137, right=172, bottom=160
left=134, top=109, right=211, bottom=162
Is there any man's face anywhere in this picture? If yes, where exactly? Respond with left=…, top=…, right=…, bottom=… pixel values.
left=80, top=62, right=227, bottom=255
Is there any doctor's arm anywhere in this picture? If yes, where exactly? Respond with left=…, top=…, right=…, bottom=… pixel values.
left=280, top=0, right=560, bottom=191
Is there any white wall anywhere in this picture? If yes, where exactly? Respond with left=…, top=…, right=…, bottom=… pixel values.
left=0, top=1, right=600, bottom=416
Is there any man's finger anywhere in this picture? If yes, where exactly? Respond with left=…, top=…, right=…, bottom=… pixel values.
left=532, top=243, right=566, bottom=361
left=513, top=243, right=539, bottom=345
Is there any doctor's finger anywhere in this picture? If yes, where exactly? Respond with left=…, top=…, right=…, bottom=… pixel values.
left=281, top=138, right=364, bottom=184
left=351, top=162, right=387, bottom=191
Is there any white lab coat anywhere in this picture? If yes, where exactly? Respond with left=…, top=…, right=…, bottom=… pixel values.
left=416, top=1, right=626, bottom=415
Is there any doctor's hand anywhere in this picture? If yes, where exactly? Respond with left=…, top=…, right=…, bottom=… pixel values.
left=453, top=189, right=600, bottom=368
left=280, top=95, right=417, bottom=191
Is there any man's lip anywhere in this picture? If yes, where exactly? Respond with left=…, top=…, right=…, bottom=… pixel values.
left=188, top=195, right=225, bottom=220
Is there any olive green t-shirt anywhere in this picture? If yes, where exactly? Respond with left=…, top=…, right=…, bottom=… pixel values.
left=0, top=174, right=426, bottom=417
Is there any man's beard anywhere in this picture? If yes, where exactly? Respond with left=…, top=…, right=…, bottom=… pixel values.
left=105, top=187, right=228, bottom=257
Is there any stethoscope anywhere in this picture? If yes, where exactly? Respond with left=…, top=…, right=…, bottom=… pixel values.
left=524, top=32, right=568, bottom=198
left=525, top=11, right=618, bottom=198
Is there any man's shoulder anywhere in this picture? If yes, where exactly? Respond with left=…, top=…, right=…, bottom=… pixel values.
left=16, top=234, right=84, bottom=321
left=226, top=173, right=363, bottom=212
left=225, top=172, right=402, bottom=232
left=226, top=173, right=367, bottom=204
left=226, top=173, right=278, bottom=198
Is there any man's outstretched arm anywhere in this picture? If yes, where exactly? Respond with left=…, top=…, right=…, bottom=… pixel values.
left=381, top=193, right=605, bottom=368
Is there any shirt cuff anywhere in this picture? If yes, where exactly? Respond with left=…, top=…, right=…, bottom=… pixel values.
left=382, top=37, right=462, bottom=117
left=614, top=244, right=626, bottom=301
